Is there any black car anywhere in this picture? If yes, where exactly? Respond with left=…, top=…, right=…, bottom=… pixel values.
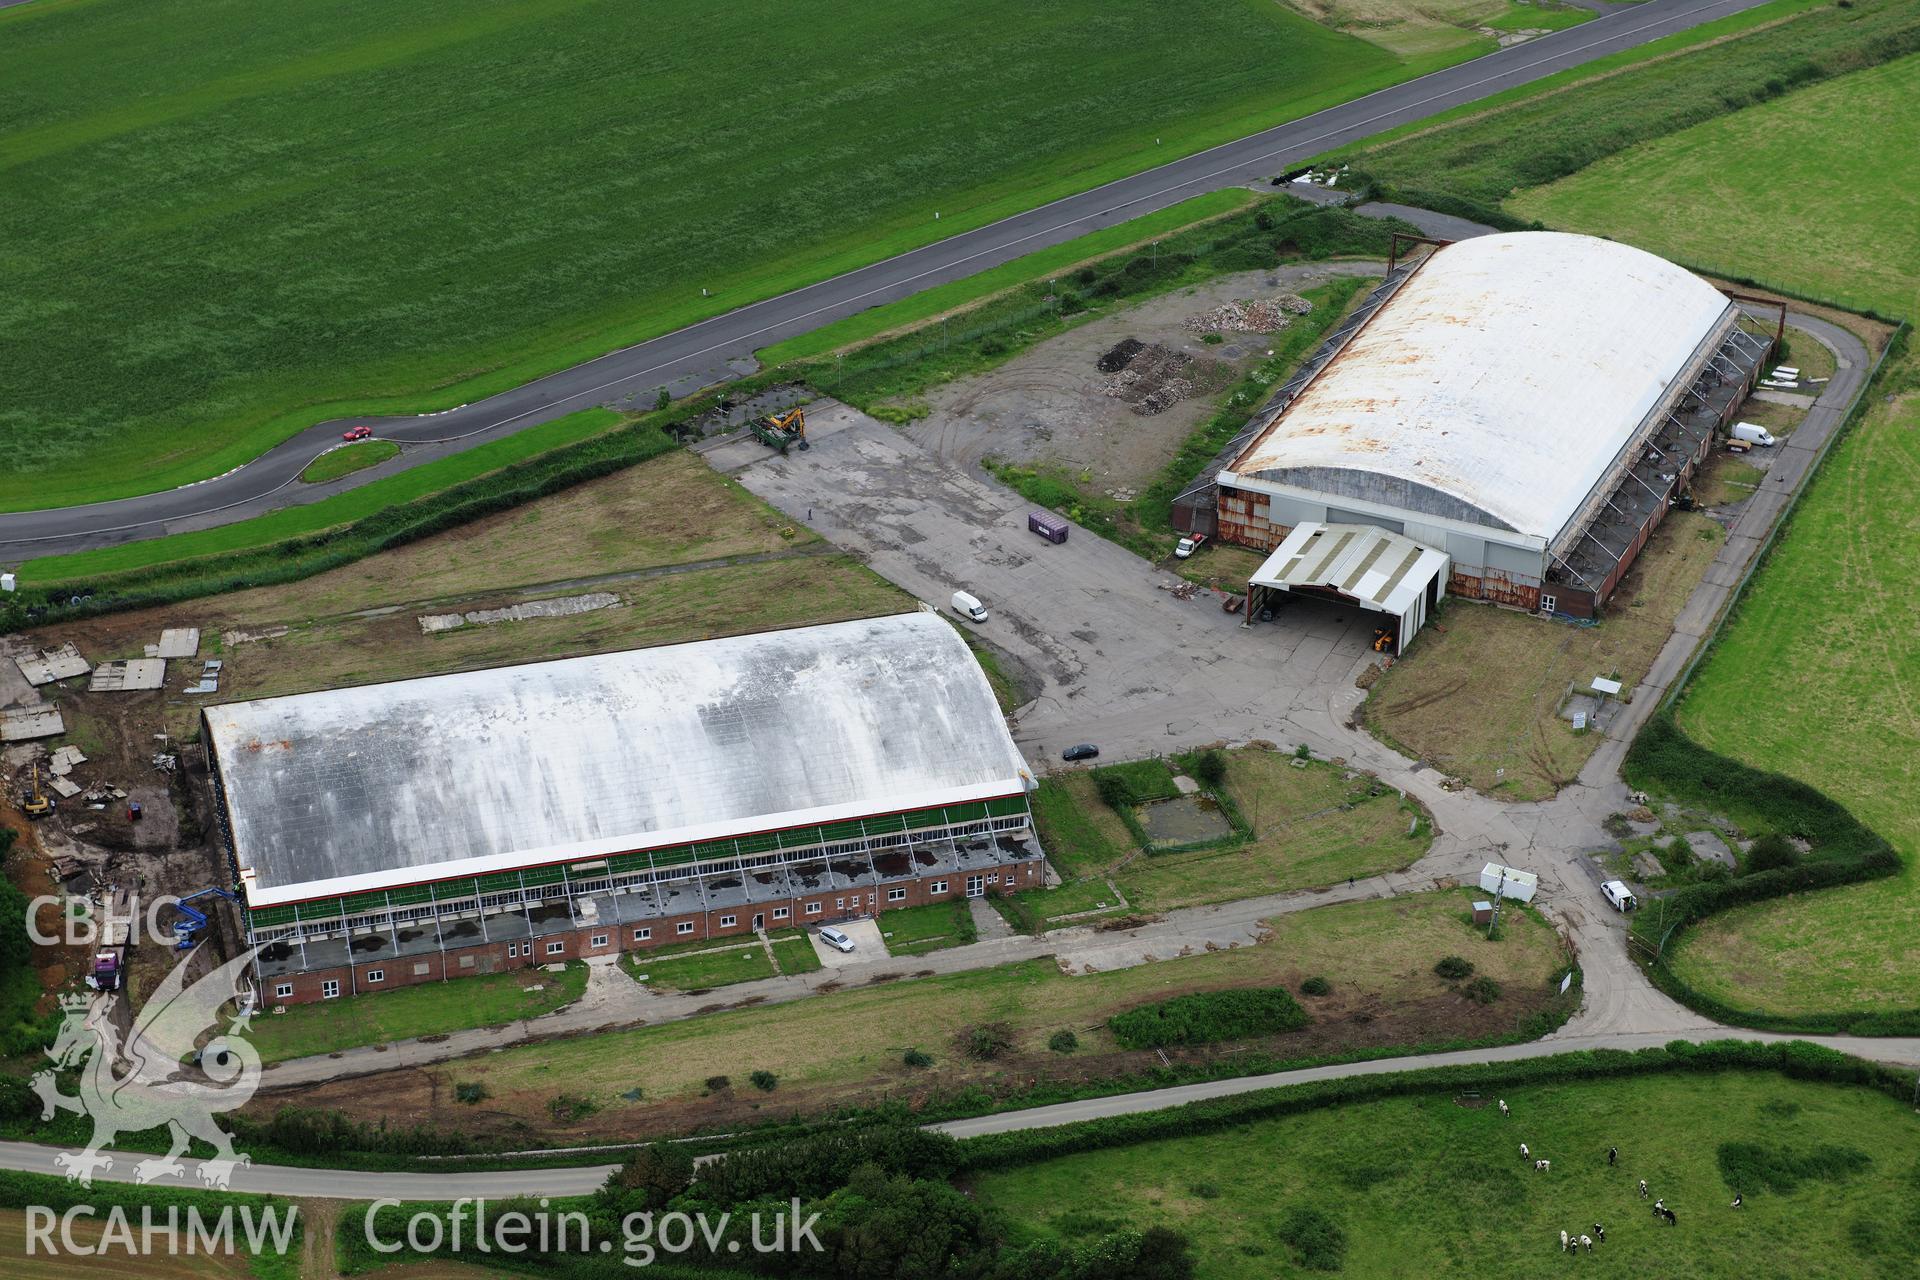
left=1061, top=743, right=1100, bottom=762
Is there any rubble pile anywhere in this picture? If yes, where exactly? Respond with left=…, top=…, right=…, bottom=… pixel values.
left=1184, top=294, right=1312, bottom=335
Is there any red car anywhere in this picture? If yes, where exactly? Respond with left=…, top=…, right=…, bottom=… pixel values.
left=341, top=425, right=374, bottom=442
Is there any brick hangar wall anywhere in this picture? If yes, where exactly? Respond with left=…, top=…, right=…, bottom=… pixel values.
left=264, top=859, right=1041, bottom=1005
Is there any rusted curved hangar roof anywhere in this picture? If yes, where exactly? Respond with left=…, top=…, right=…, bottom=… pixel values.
left=1227, top=232, right=1736, bottom=542
left=206, top=613, right=1032, bottom=907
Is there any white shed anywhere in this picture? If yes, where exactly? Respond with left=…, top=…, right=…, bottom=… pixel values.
left=1478, top=862, right=1538, bottom=903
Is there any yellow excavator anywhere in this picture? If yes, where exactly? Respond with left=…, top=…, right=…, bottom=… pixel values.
left=19, top=762, right=53, bottom=819
left=750, top=407, right=809, bottom=453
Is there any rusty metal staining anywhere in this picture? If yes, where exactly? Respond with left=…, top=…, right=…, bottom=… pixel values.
left=1448, top=568, right=1539, bottom=611
left=1216, top=488, right=1290, bottom=551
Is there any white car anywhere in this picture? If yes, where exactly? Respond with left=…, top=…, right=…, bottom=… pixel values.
left=1174, top=534, right=1206, bottom=559
left=818, top=926, right=856, bottom=953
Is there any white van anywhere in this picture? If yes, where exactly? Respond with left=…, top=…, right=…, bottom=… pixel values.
left=818, top=926, right=856, bottom=953
left=1730, top=422, right=1776, bottom=447
left=1600, top=880, right=1638, bottom=913
left=951, top=590, right=988, bottom=623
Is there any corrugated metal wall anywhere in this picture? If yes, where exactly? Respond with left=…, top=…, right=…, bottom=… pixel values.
left=1217, top=487, right=1290, bottom=551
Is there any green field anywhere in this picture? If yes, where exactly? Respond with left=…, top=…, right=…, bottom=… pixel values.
left=974, top=1071, right=1920, bottom=1279
left=1509, top=54, right=1920, bottom=316
left=0, top=0, right=1489, bottom=511
left=246, top=963, right=587, bottom=1064
left=1491, top=58, right=1920, bottom=1016
left=1346, top=0, right=1919, bottom=228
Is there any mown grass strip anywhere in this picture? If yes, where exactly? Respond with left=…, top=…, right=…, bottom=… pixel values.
left=756, top=189, right=1259, bottom=365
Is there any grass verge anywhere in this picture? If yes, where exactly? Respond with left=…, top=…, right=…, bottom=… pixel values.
left=246, top=963, right=587, bottom=1065
left=298, top=439, right=399, bottom=484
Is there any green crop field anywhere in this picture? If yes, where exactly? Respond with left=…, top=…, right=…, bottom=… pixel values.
left=1488, top=58, right=1920, bottom=1016
left=0, top=0, right=1486, bottom=512
left=974, top=1071, right=1920, bottom=1279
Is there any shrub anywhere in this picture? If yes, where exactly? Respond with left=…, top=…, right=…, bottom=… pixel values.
left=453, top=1082, right=488, bottom=1105
left=1109, top=988, right=1309, bottom=1050
left=1048, top=1030, right=1080, bottom=1054
left=1434, top=956, right=1474, bottom=980
left=903, top=1048, right=933, bottom=1068
left=547, top=1093, right=597, bottom=1122
left=1277, top=1205, right=1347, bottom=1271
left=1746, top=833, right=1801, bottom=872
left=1294, top=743, right=1312, bottom=760
left=1191, top=749, right=1228, bottom=788
left=1299, top=976, right=1332, bottom=997
left=1462, top=976, right=1502, bottom=1005
left=1094, top=772, right=1136, bottom=810
left=1665, top=835, right=1696, bottom=869
left=610, top=1143, right=695, bottom=1211
left=961, top=1022, right=1015, bottom=1061
left=704, top=1075, right=732, bottom=1093
left=749, top=1070, right=779, bottom=1092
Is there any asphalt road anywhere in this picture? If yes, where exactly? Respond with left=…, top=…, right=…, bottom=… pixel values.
left=0, top=0, right=1777, bottom=563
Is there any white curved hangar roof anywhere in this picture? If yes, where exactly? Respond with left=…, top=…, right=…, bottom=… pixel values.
left=207, top=613, right=1031, bottom=906
left=1229, top=232, right=1735, bottom=542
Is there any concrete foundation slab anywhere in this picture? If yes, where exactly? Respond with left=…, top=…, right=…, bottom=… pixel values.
left=90, top=660, right=166, bottom=692
left=1, top=706, right=64, bottom=741
left=155, top=629, right=201, bottom=660
left=14, top=643, right=90, bottom=686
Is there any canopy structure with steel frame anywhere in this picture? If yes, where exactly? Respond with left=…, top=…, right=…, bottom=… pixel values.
left=1248, top=522, right=1451, bottom=653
